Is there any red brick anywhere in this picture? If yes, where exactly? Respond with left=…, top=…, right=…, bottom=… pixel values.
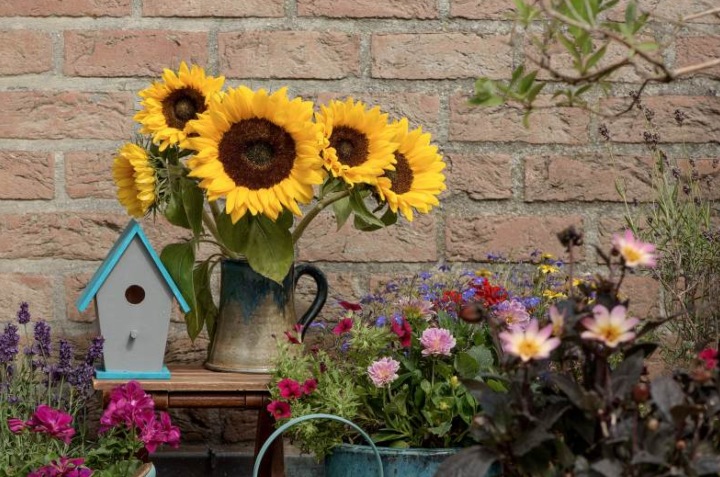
left=64, top=31, right=208, bottom=77
left=450, top=0, right=515, bottom=19
left=446, top=215, right=584, bottom=261
left=65, top=273, right=96, bottom=323
left=611, top=0, right=720, bottom=24
left=0, top=213, right=191, bottom=260
left=0, top=92, right=134, bottom=140
left=298, top=0, right=437, bottom=18
left=450, top=95, right=590, bottom=144
left=297, top=212, right=437, bottom=262
left=143, top=0, right=284, bottom=17
left=0, top=0, right=130, bottom=16
left=0, top=274, right=54, bottom=322
left=446, top=153, right=513, bottom=200
left=525, top=155, right=655, bottom=202
left=315, top=92, right=441, bottom=131
left=675, top=36, right=720, bottom=77
left=0, top=31, right=53, bottom=75
left=0, top=151, right=54, bottom=199
left=65, top=150, right=115, bottom=199
left=601, top=96, right=720, bottom=143
left=372, top=33, right=512, bottom=80
left=620, top=274, right=660, bottom=320
left=219, top=32, right=360, bottom=79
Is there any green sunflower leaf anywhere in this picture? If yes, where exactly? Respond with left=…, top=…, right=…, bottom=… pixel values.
left=216, top=212, right=251, bottom=254
left=164, top=184, right=190, bottom=229
left=349, top=189, right=385, bottom=231
left=180, top=178, right=204, bottom=237
left=332, top=195, right=353, bottom=231
left=160, top=242, right=202, bottom=340
left=193, top=259, right=218, bottom=338
left=245, top=215, right=294, bottom=284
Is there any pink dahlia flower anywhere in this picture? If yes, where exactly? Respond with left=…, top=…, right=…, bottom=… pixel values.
left=581, top=304, right=639, bottom=348
left=420, top=328, right=457, bottom=357
left=499, top=319, right=560, bottom=362
left=494, top=299, right=531, bottom=331
left=612, top=229, right=657, bottom=268
left=367, top=357, right=401, bottom=387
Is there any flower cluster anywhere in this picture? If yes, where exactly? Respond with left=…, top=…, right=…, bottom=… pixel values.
left=435, top=230, right=720, bottom=477
left=111, top=62, right=447, bottom=341
left=268, top=267, right=499, bottom=460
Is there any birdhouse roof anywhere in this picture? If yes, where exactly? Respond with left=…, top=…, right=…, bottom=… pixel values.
left=76, top=219, right=191, bottom=313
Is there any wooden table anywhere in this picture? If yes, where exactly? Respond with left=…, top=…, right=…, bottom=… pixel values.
left=93, top=365, right=284, bottom=477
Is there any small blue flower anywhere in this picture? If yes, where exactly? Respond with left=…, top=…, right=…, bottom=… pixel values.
left=375, top=316, right=387, bottom=327
left=419, top=271, right=432, bottom=280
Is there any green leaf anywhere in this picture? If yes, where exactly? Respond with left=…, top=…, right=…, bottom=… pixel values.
left=467, top=345, right=495, bottom=370
left=160, top=242, right=201, bottom=339
left=428, top=421, right=452, bottom=437
left=455, top=352, right=481, bottom=379
left=216, top=212, right=250, bottom=254
left=331, top=195, right=352, bottom=230
left=245, top=214, right=294, bottom=283
left=193, top=259, right=218, bottom=338
left=276, top=209, right=294, bottom=230
left=510, top=66, right=525, bottom=87
left=518, top=70, right=538, bottom=95
left=180, top=178, right=204, bottom=236
left=585, top=44, right=607, bottom=71
left=350, top=189, right=386, bottom=231
left=164, top=185, right=190, bottom=229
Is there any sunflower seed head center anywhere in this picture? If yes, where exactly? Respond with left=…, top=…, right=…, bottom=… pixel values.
left=174, top=97, right=198, bottom=122
left=246, top=141, right=275, bottom=166
left=388, top=152, right=413, bottom=194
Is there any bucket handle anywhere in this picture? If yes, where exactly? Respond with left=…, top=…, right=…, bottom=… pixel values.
left=252, top=413, right=384, bottom=477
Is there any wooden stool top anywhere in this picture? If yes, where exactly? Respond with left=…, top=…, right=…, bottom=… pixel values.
left=93, top=365, right=272, bottom=393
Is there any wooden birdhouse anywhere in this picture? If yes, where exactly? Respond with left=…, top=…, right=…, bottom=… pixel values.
left=76, top=219, right=190, bottom=380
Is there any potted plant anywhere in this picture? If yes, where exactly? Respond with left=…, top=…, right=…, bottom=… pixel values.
left=437, top=227, right=720, bottom=476
left=266, top=263, right=567, bottom=476
left=1, top=303, right=180, bottom=476
left=112, top=62, right=447, bottom=372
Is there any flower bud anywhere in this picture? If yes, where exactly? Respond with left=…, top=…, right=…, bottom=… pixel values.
left=646, top=418, right=659, bottom=432
left=632, top=383, right=650, bottom=403
left=676, top=439, right=686, bottom=451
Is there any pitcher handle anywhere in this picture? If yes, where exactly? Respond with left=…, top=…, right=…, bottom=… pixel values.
left=294, top=263, right=328, bottom=338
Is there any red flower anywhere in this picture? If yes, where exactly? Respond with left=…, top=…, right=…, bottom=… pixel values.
left=278, top=378, right=303, bottom=399
left=267, top=400, right=291, bottom=419
left=302, top=378, right=318, bottom=395
left=472, top=278, right=508, bottom=307
left=338, top=300, right=362, bottom=311
left=284, top=331, right=300, bottom=344
left=332, top=318, right=353, bottom=336
left=699, top=348, right=718, bottom=370
left=391, top=317, right=413, bottom=348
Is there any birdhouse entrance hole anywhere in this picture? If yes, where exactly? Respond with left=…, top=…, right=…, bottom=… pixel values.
left=125, top=285, right=146, bottom=304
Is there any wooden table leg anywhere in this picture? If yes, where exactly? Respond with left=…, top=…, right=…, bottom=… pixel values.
left=255, top=406, right=285, bottom=477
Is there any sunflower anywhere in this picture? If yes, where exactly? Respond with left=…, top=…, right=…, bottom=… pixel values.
left=375, top=118, right=446, bottom=221
left=134, top=62, right=225, bottom=151
left=112, top=143, right=158, bottom=218
left=183, top=86, right=325, bottom=223
left=316, top=97, right=398, bottom=186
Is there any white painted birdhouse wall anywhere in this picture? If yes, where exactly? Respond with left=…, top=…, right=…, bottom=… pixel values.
left=96, top=236, right=173, bottom=372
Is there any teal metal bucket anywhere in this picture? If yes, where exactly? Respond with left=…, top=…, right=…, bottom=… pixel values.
left=325, top=444, right=458, bottom=477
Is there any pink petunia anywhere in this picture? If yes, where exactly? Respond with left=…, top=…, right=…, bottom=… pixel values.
left=139, top=411, right=181, bottom=453
left=99, top=380, right=155, bottom=432
left=367, top=357, right=401, bottom=387
left=699, top=348, right=718, bottom=370
left=420, top=328, right=456, bottom=357
left=301, top=378, right=318, bottom=395
left=26, top=405, right=75, bottom=444
left=27, top=457, right=91, bottom=477
left=611, top=229, right=657, bottom=268
left=7, top=417, right=26, bottom=433
left=267, top=400, right=291, bottom=419
left=277, top=378, right=303, bottom=399
left=332, top=318, right=353, bottom=336
left=391, top=318, right=413, bottom=348
left=338, top=300, right=362, bottom=311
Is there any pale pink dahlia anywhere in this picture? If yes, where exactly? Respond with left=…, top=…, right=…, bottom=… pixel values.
left=499, top=319, right=560, bottom=362
left=581, top=304, right=639, bottom=348
left=367, top=357, right=400, bottom=387
left=420, top=328, right=456, bottom=357
left=611, top=229, right=657, bottom=268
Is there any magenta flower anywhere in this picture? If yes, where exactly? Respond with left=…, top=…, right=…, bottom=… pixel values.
left=338, top=300, right=362, bottom=311
left=26, top=405, right=75, bottom=444
left=139, top=411, right=181, bottom=453
left=420, top=328, right=457, bottom=357
left=267, top=400, right=291, bottom=419
left=332, top=318, right=353, bottom=335
left=99, top=380, right=155, bottom=431
left=278, top=378, right=303, bottom=399
left=611, top=229, right=657, bottom=268
left=367, top=357, right=401, bottom=387
left=28, top=457, right=91, bottom=477
left=391, top=317, right=413, bottom=348
left=301, top=378, right=318, bottom=395
left=7, top=417, right=26, bottom=433
left=494, top=299, right=531, bottom=331
left=699, top=348, right=718, bottom=370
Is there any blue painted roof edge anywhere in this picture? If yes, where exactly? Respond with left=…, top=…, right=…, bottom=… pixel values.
left=76, top=219, right=191, bottom=313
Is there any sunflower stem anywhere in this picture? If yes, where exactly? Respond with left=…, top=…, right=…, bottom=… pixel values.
left=291, top=189, right=351, bottom=243
left=201, top=208, right=238, bottom=259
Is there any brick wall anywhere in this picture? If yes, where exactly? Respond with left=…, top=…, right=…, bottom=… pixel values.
left=1, top=0, right=719, bottom=445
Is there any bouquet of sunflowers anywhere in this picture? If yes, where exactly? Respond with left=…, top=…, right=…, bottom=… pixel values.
left=112, top=62, right=446, bottom=340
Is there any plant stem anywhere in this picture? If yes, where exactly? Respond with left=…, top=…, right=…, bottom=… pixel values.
left=291, top=189, right=351, bottom=243
left=201, top=208, right=238, bottom=259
